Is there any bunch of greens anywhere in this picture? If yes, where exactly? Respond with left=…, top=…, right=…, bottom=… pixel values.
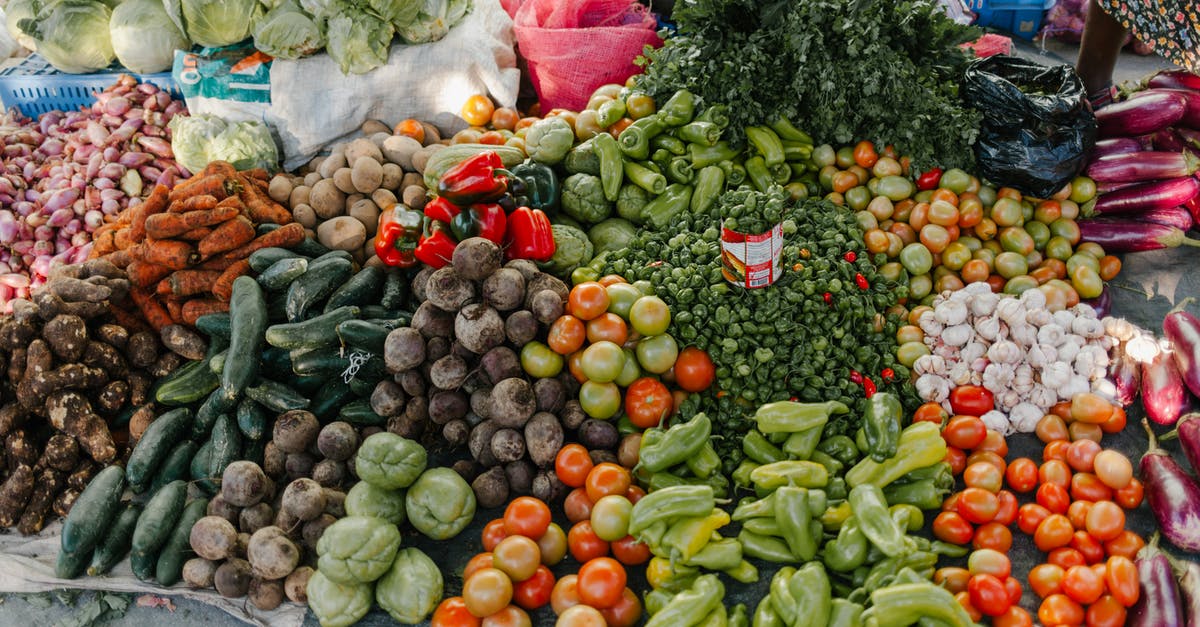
left=635, top=0, right=982, bottom=170
left=600, top=197, right=917, bottom=464
left=720, top=185, right=787, bottom=235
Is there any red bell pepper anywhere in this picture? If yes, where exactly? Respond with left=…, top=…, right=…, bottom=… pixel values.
left=450, top=202, right=507, bottom=244
left=374, top=205, right=423, bottom=267
left=424, top=196, right=461, bottom=223
left=437, top=151, right=511, bottom=205
left=505, top=206, right=555, bottom=261
left=414, top=228, right=457, bottom=269
left=916, top=168, right=943, bottom=191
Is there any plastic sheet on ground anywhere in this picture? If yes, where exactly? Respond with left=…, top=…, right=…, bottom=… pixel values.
left=0, top=521, right=306, bottom=627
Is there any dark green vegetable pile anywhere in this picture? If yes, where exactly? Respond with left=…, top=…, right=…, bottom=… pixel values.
left=720, top=185, right=786, bottom=236
left=600, top=196, right=917, bottom=466
left=635, top=0, right=982, bottom=170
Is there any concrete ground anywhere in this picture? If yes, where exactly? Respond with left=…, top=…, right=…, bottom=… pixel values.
left=0, top=33, right=1186, bottom=627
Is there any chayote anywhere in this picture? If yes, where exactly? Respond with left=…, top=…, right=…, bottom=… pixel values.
left=375, top=547, right=443, bottom=624
left=316, top=516, right=402, bottom=584
left=354, top=432, right=427, bottom=490
left=306, top=570, right=373, bottom=627
left=344, top=481, right=406, bottom=527
left=406, top=467, right=476, bottom=540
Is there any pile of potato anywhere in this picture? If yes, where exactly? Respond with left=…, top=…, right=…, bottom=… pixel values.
left=267, top=119, right=446, bottom=264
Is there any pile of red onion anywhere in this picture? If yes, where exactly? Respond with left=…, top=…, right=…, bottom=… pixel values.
left=0, top=75, right=187, bottom=308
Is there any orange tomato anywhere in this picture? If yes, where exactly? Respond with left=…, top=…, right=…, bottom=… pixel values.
left=548, top=316, right=586, bottom=355
left=1034, top=514, right=1075, bottom=552
left=491, top=107, right=519, bottom=131
left=913, top=401, right=949, bottom=426
left=1070, top=393, right=1114, bottom=424
left=1038, top=594, right=1084, bottom=626
left=853, top=141, right=878, bottom=168
left=432, top=597, right=482, bottom=627
left=394, top=118, right=426, bottom=144
left=586, top=313, right=628, bottom=345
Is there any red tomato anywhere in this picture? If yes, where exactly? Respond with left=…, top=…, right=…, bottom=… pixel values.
left=504, top=497, right=552, bottom=539
left=1043, top=440, right=1071, bottom=462
left=994, top=490, right=1019, bottom=526
left=1067, top=501, right=1093, bottom=530
left=976, top=430, right=1009, bottom=457
left=1017, top=503, right=1052, bottom=536
left=933, top=511, right=975, bottom=545
left=576, top=557, right=626, bottom=609
left=548, top=316, right=586, bottom=355
left=673, top=347, right=715, bottom=392
left=568, top=283, right=610, bottom=321
left=610, top=535, right=651, bottom=566
left=1103, top=530, right=1145, bottom=560
left=1047, top=547, right=1086, bottom=571
left=1034, top=514, right=1075, bottom=552
left=464, top=553, right=495, bottom=582
left=1062, top=564, right=1105, bottom=605
left=955, top=591, right=984, bottom=623
left=556, top=445, right=593, bottom=488
left=1004, top=576, right=1023, bottom=606
left=1028, top=563, right=1066, bottom=598
left=1005, top=458, right=1039, bottom=493
left=945, top=446, right=968, bottom=475
left=957, top=487, right=1000, bottom=524
left=1065, top=439, right=1102, bottom=473
left=1105, top=556, right=1140, bottom=607
left=963, top=461, right=1004, bottom=493
left=493, top=535, right=541, bottom=582
left=968, top=574, right=1012, bottom=617
left=598, top=588, right=642, bottom=627
left=1085, top=501, right=1125, bottom=542
left=623, top=378, right=673, bottom=429
left=584, top=463, right=631, bottom=503
left=1038, top=460, right=1073, bottom=490
left=1038, top=594, right=1084, bottom=626
left=537, top=523, right=567, bottom=566
left=1036, top=483, right=1071, bottom=514
left=1114, top=477, right=1144, bottom=509
left=1086, top=595, right=1127, bottom=627
left=914, top=402, right=949, bottom=426
left=512, top=565, right=555, bottom=610
left=432, top=597, right=482, bottom=627
left=993, top=605, right=1033, bottom=627
left=943, top=415, right=988, bottom=450
left=973, top=522, right=1013, bottom=552
left=1070, top=530, right=1106, bottom=565
left=950, top=385, right=995, bottom=416
left=567, top=521, right=609, bottom=563
left=550, top=575, right=581, bottom=615
left=563, top=488, right=594, bottom=524
left=482, top=519, right=508, bottom=552
left=1071, top=472, right=1114, bottom=503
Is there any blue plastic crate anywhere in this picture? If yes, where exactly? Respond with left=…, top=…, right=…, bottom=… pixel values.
left=0, top=54, right=180, bottom=118
left=967, top=0, right=1056, bottom=40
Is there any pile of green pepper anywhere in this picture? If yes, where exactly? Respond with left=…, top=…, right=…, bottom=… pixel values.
left=635, top=413, right=730, bottom=497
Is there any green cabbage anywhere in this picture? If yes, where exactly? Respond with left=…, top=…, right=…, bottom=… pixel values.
left=180, top=0, right=261, bottom=48
left=588, top=218, right=638, bottom=255
left=252, top=0, right=323, bottom=59
left=168, top=114, right=225, bottom=174
left=326, top=6, right=393, bottom=75
left=367, top=0, right=420, bottom=25
left=298, top=0, right=334, bottom=19
left=18, top=0, right=114, bottom=74
left=6, top=0, right=38, bottom=51
left=394, top=0, right=468, bottom=45
left=208, top=121, right=279, bottom=171
left=109, top=0, right=189, bottom=74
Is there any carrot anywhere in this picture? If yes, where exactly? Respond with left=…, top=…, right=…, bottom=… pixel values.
left=198, top=216, right=256, bottom=258
left=182, top=298, right=229, bottom=325
left=218, top=222, right=305, bottom=261
left=238, top=179, right=293, bottom=225
left=168, top=194, right=218, bottom=214
left=163, top=297, right=184, bottom=325
left=167, top=270, right=222, bottom=297
left=196, top=256, right=239, bottom=271
left=130, top=288, right=172, bottom=332
left=91, top=229, right=116, bottom=258
left=107, top=304, right=149, bottom=333
left=133, top=239, right=198, bottom=271
left=167, top=175, right=233, bottom=203
left=243, top=168, right=270, bottom=182
left=216, top=196, right=246, bottom=211
left=212, top=259, right=252, bottom=301
left=130, top=184, right=169, bottom=242
left=201, top=161, right=237, bottom=179
left=145, top=206, right=239, bottom=239
left=113, top=227, right=135, bottom=251
left=178, top=226, right=214, bottom=241
left=155, top=278, right=173, bottom=297
left=105, top=249, right=133, bottom=269
left=125, top=260, right=173, bottom=288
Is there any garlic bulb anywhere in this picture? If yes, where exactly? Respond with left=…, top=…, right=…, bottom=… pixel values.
left=915, top=374, right=951, bottom=403
left=975, top=316, right=1002, bottom=342
left=934, top=300, right=968, bottom=326
left=942, top=324, right=973, bottom=347
left=986, top=340, right=1021, bottom=364
left=1036, top=323, right=1065, bottom=347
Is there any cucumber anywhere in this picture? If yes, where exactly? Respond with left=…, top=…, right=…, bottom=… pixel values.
left=191, top=440, right=214, bottom=482
left=360, top=306, right=413, bottom=321
left=59, top=466, right=126, bottom=563
left=292, top=236, right=331, bottom=257
left=242, top=438, right=266, bottom=466
left=293, top=374, right=325, bottom=395
left=311, top=250, right=355, bottom=264
left=205, top=414, right=242, bottom=487
left=150, top=441, right=200, bottom=494
left=266, top=292, right=289, bottom=323
left=265, top=306, right=360, bottom=350
left=206, top=333, right=229, bottom=359
left=245, top=380, right=310, bottom=412
left=348, top=375, right=378, bottom=398
left=131, top=480, right=188, bottom=581
left=285, top=256, right=353, bottom=322
left=194, top=313, right=232, bottom=341
left=126, top=408, right=191, bottom=491
left=192, top=389, right=231, bottom=440
left=237, top=398, right=268, bottom=440
left=208, top=349, right=227, bottom=374
left=249, top=247, right=306, bottom=272
left=155, top=498, right=209, bottom=586
left=262, top=345, right=292, bottom=375
left=310, top=380, right=354, bottom=421
left=336, top=319, right=390, bottom=354
left=257, top=257, right=309, bottom=291
left=379, top=268, right=409, bottom=310
left=155, top=359, right=219, bottom=406
left=221, top=276, right=268, bottom=405
left=323, top=266, right=384, bottom=313
left=339, top=399, right=387, bottom=426
left=87, top=502, right=142, bottom=576
left=292, top=346, right=387, bottom=380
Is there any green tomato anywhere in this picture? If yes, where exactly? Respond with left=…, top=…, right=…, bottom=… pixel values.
left=998, top=227, right=1035, bottom=256
left=1024, top=221, right=1051, bottom=250
left=855, top=210, right=879, bottom=232
left=941, top=242, right=973, bottom=271
left=990, top=198, right=1024, bottom=227
left=866, top=177, right=881, bottom=197
left=571, top=267, right=600, bottom=285
left=899, top=242, right=933, bottom=276
left=614, top=348, right=642, bottom=387
left=1076, top=241, right=1106, bottom=259
left=982, top=239, right=1003, bottom=256
left=867, top=195, right=895, bottom=221
left=1020, top=200, right=1035, bottom=223
left=590, top=495, right=632, bottom=542
left=579, top=380, right=622, bottom=419
left=957, top=235, right=982, bottom=252
left=994, top=251, right=1029, bottom=279
left=914, top=190, right=934, bottom=204
left=636, top=334, right=679, bottom=374
left=897, top=341, right=931, bottom=367
left=1049, top=218, right=1081, bottom=245
left=606, top=283, right=642, bottom=320
left=630, top=295, right=671, bottom=336
left=581, top=341, right=626, bottom=383
left=521, top=341, right=563, bottom=378
left=939, top=168, right=971, bottom=194
left=845, top=185, right=872, bottom=212
left=1070, top=176, right=1097, bottom=203
left=1066, top=253, right=1100, bottom=277
left=977, top=185, right=997, bottom=208
left=811, top=144, right=836, bottom=168
left=1003, top=275, right=1039, bottom=295
left=835, top=146, right=856, bottom=169
left=1044, top=235, right=1074, bottom=261
left=877, top=262, right=907, bottom=283
left=908, top=274, right=932, bottom=301
left=877, top=175, right=915, bottom=201
left=973, top=248, right=996, bottom=267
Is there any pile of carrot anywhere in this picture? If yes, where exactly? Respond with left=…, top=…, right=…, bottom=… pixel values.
left=89, top=161, right=303, bottom=329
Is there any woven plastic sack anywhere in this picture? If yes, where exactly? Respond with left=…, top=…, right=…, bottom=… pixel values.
left=513, top=0, right=660, bottom=111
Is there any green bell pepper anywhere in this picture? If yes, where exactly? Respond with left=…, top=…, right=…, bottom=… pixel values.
left=745, top=126, right=786, bottom=167
left=658, top=89, right=695, bottom=126
left=739, top=530, right=796, bottom=563
left=754, top=400, right=847, bottom=434
left=628, top=485, right=714, bottom=536
left=645, top=574, right=723, bottom=627
left=818, top=435, right=862, bottom=466
left=846, top=422, right=947, bottom=489
left=691, top=165, right=725, bottom=214
left=768, top=567, right=798, bottom=625
left=618, top=114, right=666, bottom=160
left=743, top=430, right=787, bottom=464
left=732, top=460, right=759, bottom=488
left=724, top=560, right=759, bottom=584
left=744, top=156, right=774, bottom=192
left=651, top=133, right=687, bottom=155
left=828, top=599, right=864, bottom=627
left=690, top=141, right=740, bottom=168
left=783, top=427, right=823, bottom=460
left=882, top=478, right=950, bottom=511
left=863, top=392, right=903, bottom=463
left=596, top=98, right=626, bottom=128
left=824, top=516, right=869, bottom=572
left=749, top=460, right=829, bottom=491
left=753, top=596, right=784, bottom=627
left=861, top=582, right=979, bottom=627
left=509, top=161, right=560, bottom=212
left=639, top=413, right=711, bottom=473
left=684, top=537, right=743, bottom=571
left=679, top=121, right=721, bottom=146
left=624, top=160, right=667, bottom=195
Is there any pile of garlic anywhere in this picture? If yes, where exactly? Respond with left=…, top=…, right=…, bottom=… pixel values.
left=913, top=283, right=1116, bottom=434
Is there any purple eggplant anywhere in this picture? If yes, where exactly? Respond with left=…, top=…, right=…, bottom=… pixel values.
left=1089, top=176, right=1200, bottom=216
left=1170, top=554, right=1200, bottom=627
left=1087, top=150, right=1200, bottom=184
left=1142, top=420, right=1200, bottom=552
left=1094, top=136, right=1152, bottom=158
left=1166, top=413, right=1200, bottom=478
left=1132, top=87, right=1200, bottom=129
left=1130, top=531, right=1185, bottom=626
left=1096, top=178, right=1146, bottom=195
left=1083, top=284, right=1113, bottom=318
left=1144, top=346, right=1190, bottom=425
left=1099, top=90, right=1188, bottom=137
left=1179, top=127, right=1200, bottom=149
left=1110, top=340, right=1143, bottom=406
left=1079, top=219, right=1200, bottom=252
left=1156, top=128, right=1189, bottom=152
left=1187, top=194, right=1200, bottom=225
left=1148, top=69, right=1200, bottom=92
left=1129, top=205, right=1197, bottom=231
left=1164, top=300, right=1200, bottom=397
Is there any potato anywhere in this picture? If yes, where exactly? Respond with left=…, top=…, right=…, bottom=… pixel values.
left=455, top=304, right=505, bottom=354
left=214, top=558, right=253, bottom=598
left=411, top=144, right=444, bottom=173
left=285, top=566, right=314, bottom=604
left=451, top=238, right=503, bottom=281
left=248, top=526, right=301, bottom=579
left=379, top=164, right=404, bottom=193
left=190, top=515, right=239, bottom=561
left=293, top=204, right=317, bottom=229
left=362, top=119, right=392, bottom=135
left=307, top=155, right=325, bottom=174
left=288, top=184, right=311, bottom=208
left=471, top=466, right=509, bottom=509
left=401, top=185, right=427, bottom=212
left=482, top=268, right=525, bottom=312
left=309, top=179, right=346, bottom=219
left=401, top=172, right=424, bottom=190
left=384, top=327, right=426, bottom=372
left=524, top=412, right=564, bottom=467
left=304, top=172, right=322, bottom=187
left=419, top=122, right=441, bottom=145
left=183, top=558, right=217, bottom=589
left=282, top=478, right=327, bottom=521
left=504, top=310, right=538, bottom=347
left=347, top=198, right=380, bottom=237
left=273, top=410, right=320, bottom=454
left=269, top=175, right=294, bottom=203
left=317, top=150, right=346, bottom=179
left=344, top=137, right=383, bottom=168
left=332, top=167, right=356, bottom=194
left=222, top=461, right=268, bottom=507
left=351, top=157, right=383, bottom=194
left=491, top=428, right=525, bottom=463
left=249, top=577, right=285, bottom=611
left=239, top=502, right=275, bottom=534
left=381, top=135, right=421, bottom=169
left=371, top=188, right=398, bottom=210
left=452, top=459, right=479, bottom=483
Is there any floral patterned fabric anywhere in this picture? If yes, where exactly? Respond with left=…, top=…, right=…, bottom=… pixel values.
left=1097, top=0, right=1199, bottom=72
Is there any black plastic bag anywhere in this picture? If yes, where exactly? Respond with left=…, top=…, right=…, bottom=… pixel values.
left=963, top=55, right=1096, bottom=198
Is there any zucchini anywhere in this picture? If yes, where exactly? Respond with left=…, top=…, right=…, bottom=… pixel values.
left=249, top=247, right=306, bottom=272
left=266, top=306, right=360, bottom=350
left=150, top=441, right=200, bottom=494
left=208, top=349, right=228, bottom=374
left=257, top=257, right=309, bottom=291
left=423, top=143, right=525, bottom=189
left=337, top=319, right=390, bottom=354
left=131, top=480, right=188, bottom=581
left=292, top=236, right=331, bottom=257
left=237, top=398, right=268, bottom=440
left=126, top=408, right=191, bottom=491
left=310, top=380, right=354, bottom=421
left=194, top=313, right=232, bottom=341
left=339, top=399, right=387, bottom=426
left=155, top=359, right=219, bottom=406
left=203, top=414, right=242, bottom=492
left=245, top=380, right=310, bottom=412
left=221, top=276, right=268, bottom=405
left=87, top=502, right=142, bottom=576
left=324, top=266, right=384, bottom=312
left=285, top=256, right=354, bottom=322
left=59, top=466, right=125, bottom=570
left=156, top=498, right=209, bottom=586
left=379, top=268, right=410, bottom=310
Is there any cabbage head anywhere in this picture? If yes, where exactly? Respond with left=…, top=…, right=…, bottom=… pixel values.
left=109, top=0, right=189, bottom=74
left=181, top=0, right=262, bottom=48
left=326, top=7, right=393, bottom=75
left=394, top=0, right=469, bottom=45
left=298, top=0, right=334, bottom=19
left=367, top=0, right=420, bottom=26
left=168, top=114, right=227, bottom=174
left=18, top=0, right=114, bottom=74
left=6, top=0, right=38, bottom=51
left=208, top=121, right=280, bottom=172
left=252, top=0, right=323, bottom=59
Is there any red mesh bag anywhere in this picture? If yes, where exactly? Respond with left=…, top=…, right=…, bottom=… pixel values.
left=512, top=0, right=661, bottom=111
